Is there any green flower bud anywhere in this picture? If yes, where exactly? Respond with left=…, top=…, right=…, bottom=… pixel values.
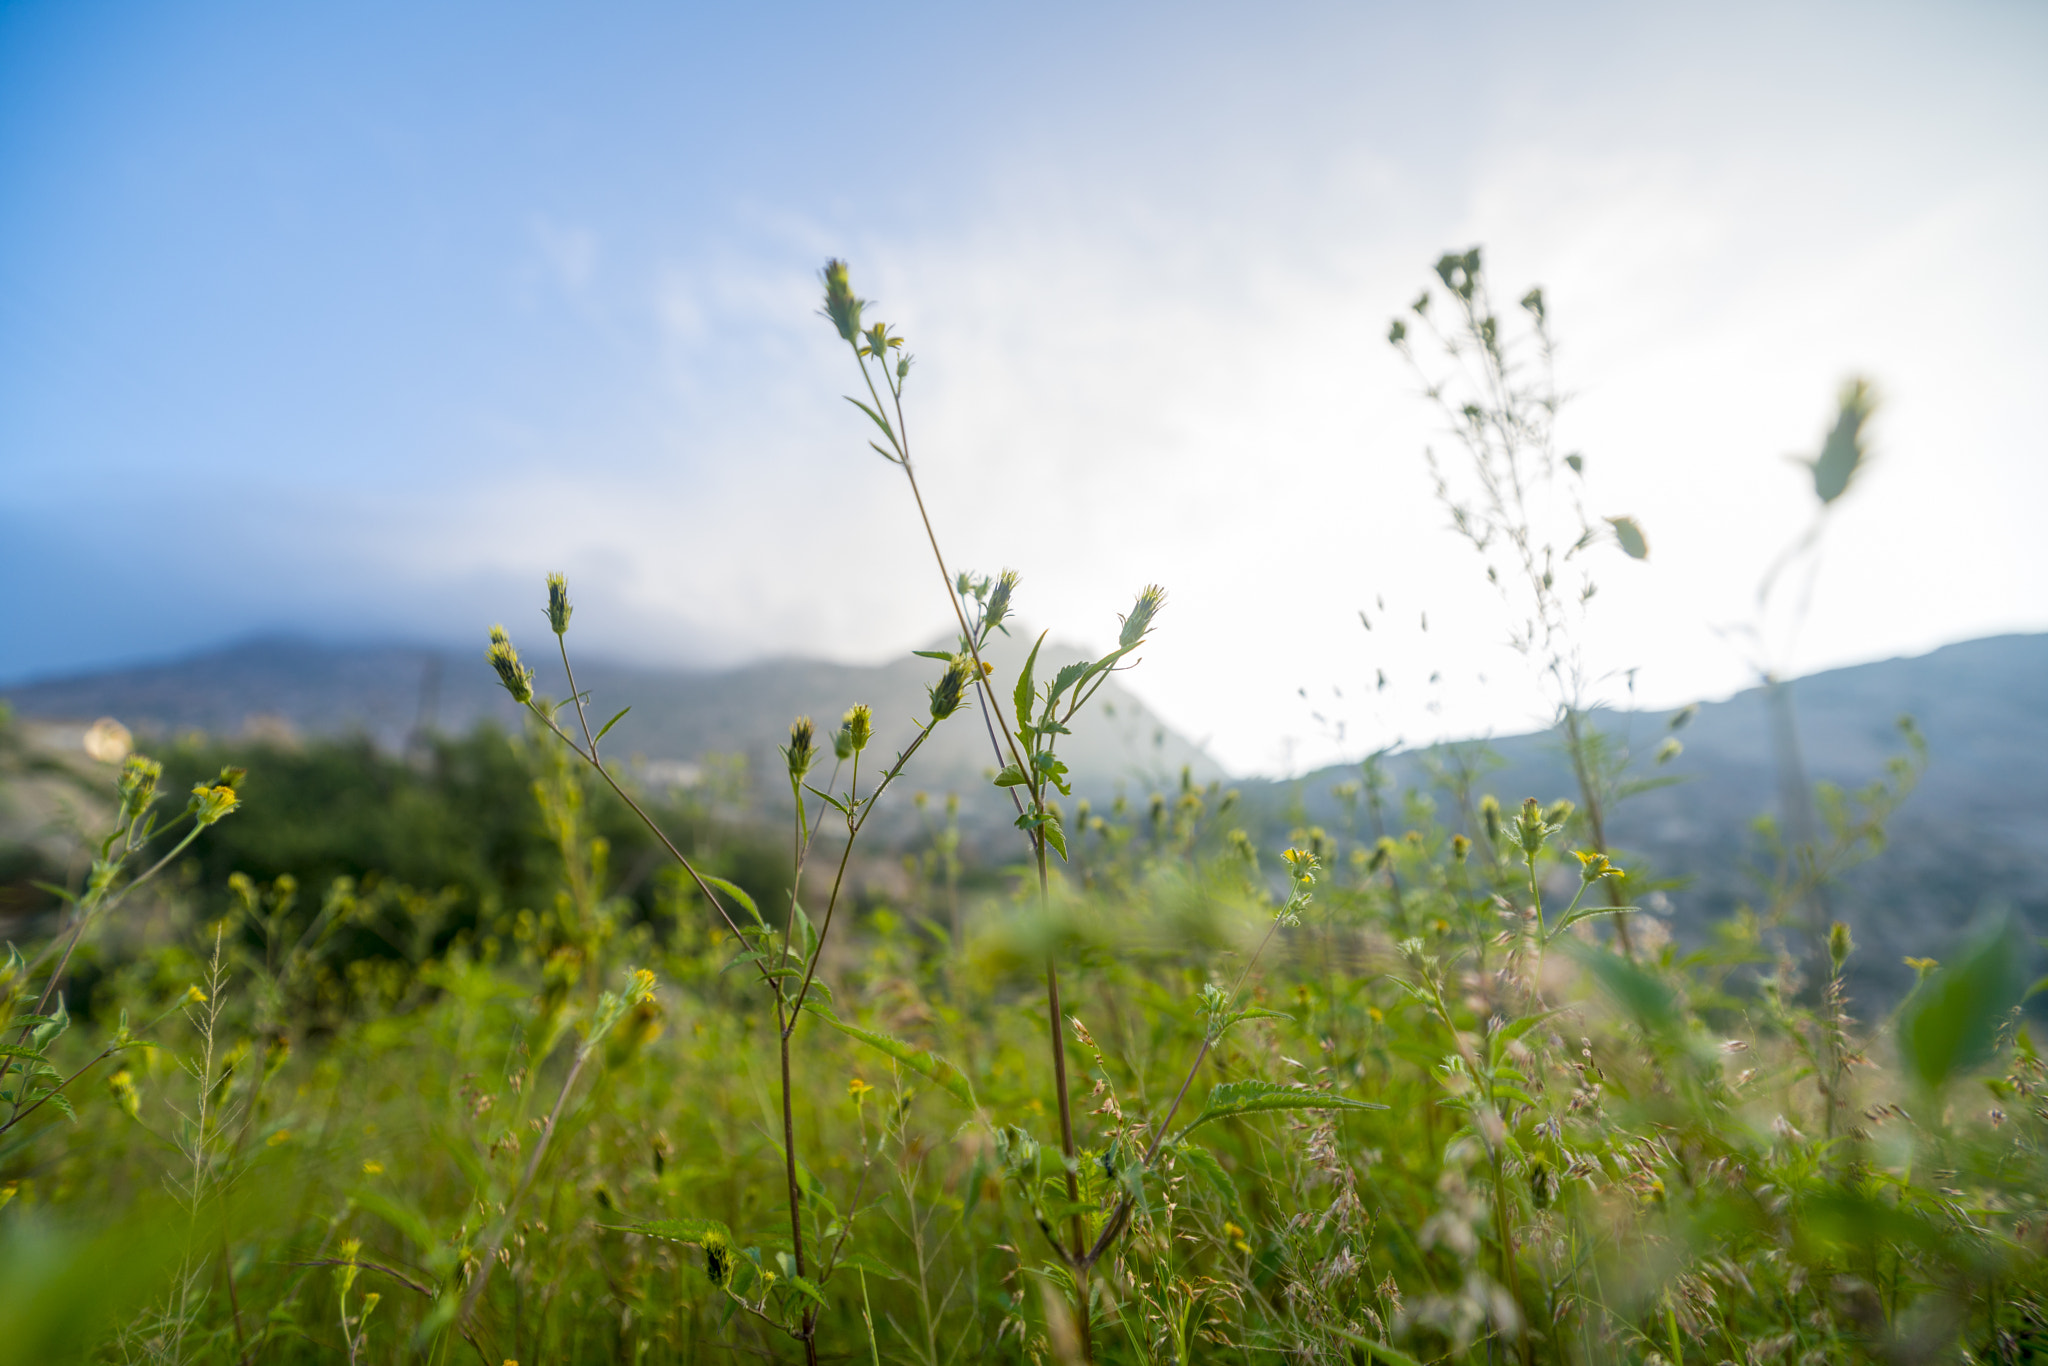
left=840, top=703, right=872, bottom=755
left=487, top=625, right=534, bottom=705
left=927, top=655, right=971, bottom=722
left=1515, top=798, right=1555, bottom=858
left=1480, top=794, right=1501, bottom=844
left=1119, top=584, right=1167, bottom=650
left=820, top=259, right=864, bottom=343
left=546, top=572, right=573, bottom=635
left=116, top=755, right=162, bottom=825
left=783, top=716, right=817, bottom=782
left=702, top=1227, right=733, bottom=1289
left=1828, top=921, right=1853, bottom=974
left=1451, top=833, right=1470, bottom=863
left=984, top=570, right=1017, bottom=633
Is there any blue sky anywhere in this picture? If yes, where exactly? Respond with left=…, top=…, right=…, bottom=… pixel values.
left=4, top=0, right=2044, bottom=772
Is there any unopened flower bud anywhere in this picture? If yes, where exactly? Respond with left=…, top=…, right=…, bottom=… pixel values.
left=840, top=704, right=872, bottom=755
left=1828, top=921, right=1853, bottom=973
left=984, top=570, right=1018, bottom=632
left=928, top=656, right=971, bottom=721
left=1451, top=833, right=1470, bottom=863
left=546, top=572, right=573, bottom=635
left=116, top=755, right=162, bottom=824
left=820, top=259, right=863, bottom=343
left=487, top=625, right=534, bottom=705
left=1119, top=584, right=1167, bottom=650
left=1480, top=794, right=1501, bottom=844
left=783, top=716, right=817, bottom=782
left=1515, top=798, right=1551, bottom=858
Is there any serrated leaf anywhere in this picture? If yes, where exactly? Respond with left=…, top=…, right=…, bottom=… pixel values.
left=1180, top=1079, right=1389, bottom=1135
left=832, top=1251, right=903, bottom=1282
left=783, top=1274, right=828, bottom=1307
left=1013, top=631, right=1046, bottom=729
left=702, top=876, right=766, bottom=930
left=1041, top=810, right=1068, bottom=862
left=1045, top=661, right=1089, bottom=712
left=0, top=1044, right=49, bottom=1061
left=1175, top=1142, right=1240, bottom=1211
left=818, top=1011, right=976, bottom=1110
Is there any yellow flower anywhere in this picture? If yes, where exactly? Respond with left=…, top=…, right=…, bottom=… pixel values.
left=267, top=1129, right=292, bottom=1147
left=848, top=1077, right=873, bottom=1100
left=362, top=1160, right=384, bottom=1175
left=185, top=985, right=208, bottom=1005
left=1573, top=849, right=1620, bottom=882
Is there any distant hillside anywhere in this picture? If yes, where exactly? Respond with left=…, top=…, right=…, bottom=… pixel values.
left=1231, top=633, right=2048, bottom=1004
left=8, top=632, right=2042, bottom=1001
left=0, top=630, right=1224, bottom=834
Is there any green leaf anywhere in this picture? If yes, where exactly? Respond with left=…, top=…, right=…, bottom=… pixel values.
left=1180, top=1079, right=1388, bottom=1135
left=1606, top=515, right=1649, bottom=560
left=1174, top=1142, right=1240, bottom=1211
left=611, top=1217, right=734, bottom=1248
left=818, top=1011, right=977, bottom=1110
left=842, top=395, right=896, bottom=445
left=1045, top=661, right=1090, bottom=712
left=1041, top=810, right=1068, bottom=862
left=702, top=876, right=767, bottom=930
left=831, top=1251, right=903, bottom=1282
left=1332, top=1327, right=1428, bottom=1366
left=992, top=764, right=1029, bottom=788
left=592, top=706, right=631, bottom=745
left=0, top=1045, right=49, bottom=1062
left=1013, top=631, right=1046, bottom=729
left=1565, top=939, right=1681, bottom=1038
left=1549, top=904, right=1639, bottom=940
left=910, top=649, right=955, bottom=661
left=783, top=1274, right=828, bottom=1308
left=352, top=1190, right=440, bottom=1252
left=1897, top=913, right=2031, bottom=1094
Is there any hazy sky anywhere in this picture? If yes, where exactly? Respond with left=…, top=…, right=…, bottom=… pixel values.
left=4, top=1, right=2043, bottom=773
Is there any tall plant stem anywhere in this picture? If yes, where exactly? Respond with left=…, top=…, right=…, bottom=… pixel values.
left=1561, top=706, right=1632, bottom=959
left=777, top=996, right=821, bottom=1366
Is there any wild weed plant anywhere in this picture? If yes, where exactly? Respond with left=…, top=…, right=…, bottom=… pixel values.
left=0, top=251, right=2040, bottom=1366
